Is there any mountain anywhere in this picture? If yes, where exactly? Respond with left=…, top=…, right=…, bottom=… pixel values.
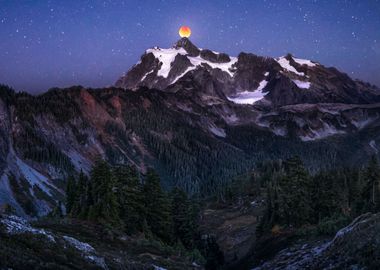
left=0, top=38, right=380, bottom=217
left=116, top=38, right=380, bottom=140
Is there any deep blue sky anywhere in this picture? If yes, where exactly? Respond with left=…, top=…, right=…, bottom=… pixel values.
left=0, top=0, right=379, bottom=94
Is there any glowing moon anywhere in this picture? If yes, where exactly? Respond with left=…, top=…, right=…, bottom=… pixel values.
left=179, top=26, right=191, bottom=38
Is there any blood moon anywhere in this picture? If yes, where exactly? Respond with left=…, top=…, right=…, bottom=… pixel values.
left=179, top=26, right=191, bottom=38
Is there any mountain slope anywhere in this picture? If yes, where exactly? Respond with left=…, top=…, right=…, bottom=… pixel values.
left=0, top=39, right=379, bottom=217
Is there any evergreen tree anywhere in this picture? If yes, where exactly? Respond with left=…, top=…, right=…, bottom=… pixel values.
left=143, top=169, right=172, bottom=242
left=348, top=168, right=363, bottom=216
left=71, top=171, right=89, bottom=217
left=171, top=187, right=197, bottom=249
left=279, top=157, right=312, bottom=226
left=311, top=171, right=343, bottom=222
left=362, top=156, right=380, bottom=213
left=199, top=235, right=224, bottom=270
left=88, top=160, right=120, bottom=225
left=65, top=175, right=77, bottom=214
left=114, top=165, right=145, bottom=234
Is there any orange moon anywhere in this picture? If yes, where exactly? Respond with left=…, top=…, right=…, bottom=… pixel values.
left=179, top=26, right=191, bottom=38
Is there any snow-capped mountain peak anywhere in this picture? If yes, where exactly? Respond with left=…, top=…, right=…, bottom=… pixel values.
left=116, top=39, right=379, bottom=110
left=116, top=38, right=238, bottom=90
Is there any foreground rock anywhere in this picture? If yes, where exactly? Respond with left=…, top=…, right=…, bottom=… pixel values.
left=199, top=197, right=265, bottom=269
left=253, top=213, right=380, bottom=270
left=0, top=214, right=202, bottom=270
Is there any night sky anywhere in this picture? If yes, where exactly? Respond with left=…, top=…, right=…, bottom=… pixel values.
left=1, top=0, right=379, bottom=94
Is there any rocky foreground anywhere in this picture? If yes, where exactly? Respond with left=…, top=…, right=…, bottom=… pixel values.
left=253, top=213, right=380, bottom=270
left=2, top=211, right=380, bottom=270
left=0, top=214, right=201, bottom=270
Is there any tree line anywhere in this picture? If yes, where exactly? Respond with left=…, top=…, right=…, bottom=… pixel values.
left=64, top=160, right=225, bottom=269
left=257, top=155, right=380, bottom=235
left=66, top=161, right=200, bottom=248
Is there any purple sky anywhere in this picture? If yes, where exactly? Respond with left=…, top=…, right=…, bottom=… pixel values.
left=0, top=0, right=379, bottom=93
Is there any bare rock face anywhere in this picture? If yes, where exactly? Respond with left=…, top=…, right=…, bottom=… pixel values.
left=200, top=49, right=231, bottom=63
left=253, top=213, right=380, bottom=270
left=174, top=37, right=200, bottom=56
left=115, top=52, right=159, bottom=90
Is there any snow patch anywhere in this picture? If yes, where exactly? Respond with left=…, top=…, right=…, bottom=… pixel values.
left=152, top=265, right=167, bottom=270
left=64, top=236, right=95, bottom=253
left=370, top=140, right=378, bottom=154
left=227, top=80, right=268, bottom=105
left=171, top=65, right=197, bottom=84
left=63, top=235, right=107, bottom=269
left=147, top=47, right=238, bottom=84
left=187, top=54, right=238, bottom=77
left=273, top=127, right=287, bottom=136
left=209, top=124, right=226, bottom=138
left=300, top=123, right=345, bottom=141
left=0, top=215, right=55, bottom=242
left=292, top=79, right=311, bottom=89
left=16, top=157, right=54, bottom=197
left=276, top=57, right=305, bottom=76
left=351, top=118, right=375, bottom=129
left=65, top=150, right=91, bottom=172
left=224, top=114, right=239, bottom=124
left=293, top=57, right=317, bottom=67
left=141, top=69, right=154, bottom=81
left=147, top=47, right=187, bottom=78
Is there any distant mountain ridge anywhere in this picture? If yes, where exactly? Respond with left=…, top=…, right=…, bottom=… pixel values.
left=0, top=38, right=379, bottom=217
left=116, top=37, right=379, bottom=106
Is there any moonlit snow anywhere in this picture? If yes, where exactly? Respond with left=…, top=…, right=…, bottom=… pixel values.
left=292, top=79, right=311, bottom=89
left=293, top=57, right=317, bottom=67
left=146, top=47, right=237, bottom=83
left=276, top=57, right=305, bottom=76
left=227, top=80, right=268, bottom=105
left=1, top=215, right=55, bottom=242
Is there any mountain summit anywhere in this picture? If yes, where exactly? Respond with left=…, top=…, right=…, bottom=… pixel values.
left=116, top=38, right=380, bottom=109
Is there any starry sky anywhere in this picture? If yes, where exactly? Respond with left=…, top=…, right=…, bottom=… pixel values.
left=0, top=0, right=379, bottom=94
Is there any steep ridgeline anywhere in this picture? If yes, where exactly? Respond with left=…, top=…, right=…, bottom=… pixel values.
left=0, top=38, right=380, bottom=217
left=117, top=38, right=380, bottom=140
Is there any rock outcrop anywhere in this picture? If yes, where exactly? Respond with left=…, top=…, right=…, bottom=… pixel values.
left=253, top=213, right=380, bottom=269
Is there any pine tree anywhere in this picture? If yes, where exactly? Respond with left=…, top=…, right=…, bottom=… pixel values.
left=348, top=168, right=362, bottom=216
left=65, top=175, right=77, bottom=214
left=279, top=157, right=312, bottom=226
left=171, top=187, right=197, bottom=248
left=143, top=169, right=172, bottom=242
left=71, top=171, right=89, bottom=217
left=88, top=160, right=120, bottom=225
left=114, top=165, right=145, bottom=234
left=362, top=156, right=380, bottom=213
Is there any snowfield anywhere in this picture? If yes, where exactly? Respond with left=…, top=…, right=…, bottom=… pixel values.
left=276, top=56, right=305, bottom=76
left=292, top=79, right=311, bottom=89
left=146, top=47, right=238, bottom=84
left=227, top=80, right=268, bottom=105
left=293, top=57, right=317, bottom=67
